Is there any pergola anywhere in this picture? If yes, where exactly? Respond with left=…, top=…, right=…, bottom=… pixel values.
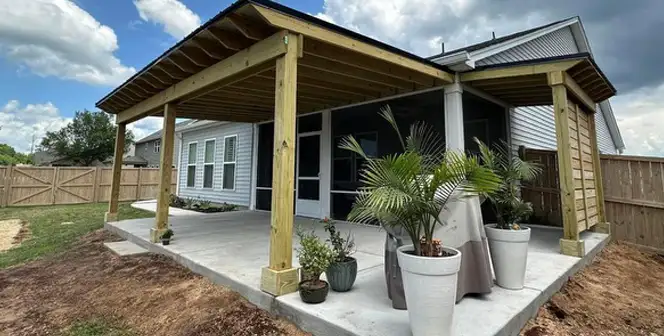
left=97, top=0, right=616, bottom=297
left=97, top=0, right=453, bottom=296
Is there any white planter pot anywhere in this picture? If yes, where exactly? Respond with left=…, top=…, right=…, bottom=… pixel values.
left=485, top=224, right=531, bottom=290
left=396, top=244, right=461, bottom=336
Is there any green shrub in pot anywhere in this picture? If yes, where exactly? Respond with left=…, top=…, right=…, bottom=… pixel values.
left=323, top=218, right=357, bottom=292
left=296, top=226, right=334, bottom=304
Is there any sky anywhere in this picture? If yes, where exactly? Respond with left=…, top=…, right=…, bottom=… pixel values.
left=0, top=0, right=662, bottom=156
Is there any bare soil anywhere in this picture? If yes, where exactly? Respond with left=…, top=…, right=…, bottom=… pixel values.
left=0, top=230, right=309, bottom=336
left=521, top=242, right=664, bottom=336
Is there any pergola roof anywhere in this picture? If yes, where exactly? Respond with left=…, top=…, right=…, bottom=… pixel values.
left=460, top=53, right=616, bottom=109
left=96, top=0, right=453, bottom=124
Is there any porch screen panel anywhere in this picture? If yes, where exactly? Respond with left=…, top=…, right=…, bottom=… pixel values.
left=568, top=102, right=599, bottom=232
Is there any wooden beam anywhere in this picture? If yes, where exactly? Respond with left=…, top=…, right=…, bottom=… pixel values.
left=549, top=71, right=595, bottom=112
left=206, top=27, right=252, bottom=50
left=116, top=30, right=290, bottom=124
left=227, top=13, right=270, bottom=40
left=179, top=45, right=217, bottom=67
left=166, top=54, right=199, bottom=73
left=261, top=31, right=299, bottom=297
left=251, top=4, right=453, bottom=83
left=588, top=111, right=607, bottom=224
left=300, top=55, right=419, bottom=90
left=150, top=104, right=176, bottom=243
left=105, top=123, right=126, bottom=223
left=551, top=84, right=583, bottom=256
left=303, top=38, right=439, bottom=86
left=461, top=59, right=583, bottom=82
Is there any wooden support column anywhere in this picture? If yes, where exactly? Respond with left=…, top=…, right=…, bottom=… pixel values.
left=105, top=122, right=126, bottom=222
left=588, top=114, right=610, bottom=234
left=261, top=32, right=300, bottom=296
left=549, top=72, right=584, bottom=257
left=150, top=104, right=176, bottom=242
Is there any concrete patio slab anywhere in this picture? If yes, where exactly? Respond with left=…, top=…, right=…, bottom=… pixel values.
left=106, top=211, right=610, bottom=336
left=104, top=241, right=148, bottom=256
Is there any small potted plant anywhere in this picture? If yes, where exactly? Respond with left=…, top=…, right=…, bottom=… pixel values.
left=296, top=226, right=334, bottom=304
left=323, top=218, right=357, bottom=292
left=475, top=138, right=541, bottom=290
left=340, top=106, right=501, bottom=336
left=160, top=229, right=174, bottom=245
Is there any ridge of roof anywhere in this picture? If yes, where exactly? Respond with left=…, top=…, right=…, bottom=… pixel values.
left=135, top=120, right=194, bottom=144
left=427, top=16, right=577, bottom=60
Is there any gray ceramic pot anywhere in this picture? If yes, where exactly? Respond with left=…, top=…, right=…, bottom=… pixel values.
left=326, top=257, right=358, bottom=292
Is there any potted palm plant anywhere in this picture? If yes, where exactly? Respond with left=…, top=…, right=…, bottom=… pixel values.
left=475, top=138, right=541, bottom=290
left=296, top=226, right=335, bottom=304
left=323, top=218, right=357, bottom=292
left=340, top=106, right=501, bottom=336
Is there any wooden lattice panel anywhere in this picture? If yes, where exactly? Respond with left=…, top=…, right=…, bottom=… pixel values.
left=567, top=101, right=600, bottom=232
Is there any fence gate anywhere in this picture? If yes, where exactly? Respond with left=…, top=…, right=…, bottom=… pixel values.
left=7, top=167, right=57, bottom=206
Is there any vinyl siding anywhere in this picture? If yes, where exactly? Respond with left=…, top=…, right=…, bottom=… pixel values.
left=178, top=122, right=253, bottom=207
left=477, top=27, right=579, bottom=66
left=135, top=139, right=180, bottom=167
left=510, top=106, right=558, bottom=151
left=476, top=27, right=618, bottom=153
left=595, top=106, right=617, bottom=154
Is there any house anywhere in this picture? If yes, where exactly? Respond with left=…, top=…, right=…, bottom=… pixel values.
left=96, top=0, right=617, bottom=298
left=133, top=120, right=195, bottom=167
left=168, top=15, right=623, bottom=221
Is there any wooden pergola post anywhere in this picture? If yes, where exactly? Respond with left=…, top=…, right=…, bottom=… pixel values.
left=105, top=122, right=126, bottom=223
left=261, top=32, right=300, bottom=296
left=549, top=72, right=584, bottom=257
left=150, top=104, right=176, bottom=243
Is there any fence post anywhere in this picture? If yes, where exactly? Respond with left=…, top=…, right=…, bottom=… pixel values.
left=2, top=165, right=12, bottom=207
left=50, top=167, right=58, bottom=205
left=136, top=167, right=143, bottom=201
left=92, top=167, right=100, bottom=203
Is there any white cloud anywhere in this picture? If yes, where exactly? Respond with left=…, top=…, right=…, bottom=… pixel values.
left=316, top=0, right=664, bottom=157
left=0, top=100, right=71, bottom=153
left=315, top=0, right=543, bottom=56
left=133, top=0, right=201, bottom=39
left=612, top=84, right=664, bottom=157
left=127, top=116, right=163, bottom=141
left=0, top=0, right=136, bottom=86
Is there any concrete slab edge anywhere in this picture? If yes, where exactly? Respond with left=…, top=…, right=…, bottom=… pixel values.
left=496, top=233, right=611, bottom=336
left=104, top=223, right=274, bottom=310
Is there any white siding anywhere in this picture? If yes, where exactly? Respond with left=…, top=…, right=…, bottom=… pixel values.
left=510, top=106, right=558, bottom=151
left=477, top=27, right=579, bottom=66
left=595, top=106, right=617, bottom=154
left=178, top=122, right=253, bottom=206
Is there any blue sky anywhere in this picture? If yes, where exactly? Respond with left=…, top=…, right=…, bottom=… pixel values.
left=0, top=0, right=663, bottom=156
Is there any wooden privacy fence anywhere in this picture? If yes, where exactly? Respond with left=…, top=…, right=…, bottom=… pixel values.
left=0, top=166, right=177, bottom=207
left=520, top=148, right=664, bottom=252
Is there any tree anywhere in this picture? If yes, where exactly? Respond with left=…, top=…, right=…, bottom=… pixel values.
left=0, top=144, right=32, bottom=165
left=40, top=110, right=134, bottom=166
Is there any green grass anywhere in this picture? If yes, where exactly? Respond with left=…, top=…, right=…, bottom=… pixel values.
left=0, top=203, right=153, bottom=268
left=66, top=319, right=135, bottom=336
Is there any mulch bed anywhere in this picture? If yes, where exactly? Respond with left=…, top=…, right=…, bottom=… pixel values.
left=521, top=242, right=664, bottom=336
left=0, top=230, right=309, bottom=336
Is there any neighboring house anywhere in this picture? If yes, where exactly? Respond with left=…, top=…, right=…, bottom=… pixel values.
left=32, top=150, right=108, bottom=167
left=428, top=16, right=625, bottom=154
left=134, top=120, right=195, bottom=167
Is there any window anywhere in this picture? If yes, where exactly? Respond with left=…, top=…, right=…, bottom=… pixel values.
left=203, top=139, right=215, bottom=189
left=187, top=142, right=197, bottom=187
left=154, top=139, right=161, bottom=153
left=222, top=135, right=237, bottom=190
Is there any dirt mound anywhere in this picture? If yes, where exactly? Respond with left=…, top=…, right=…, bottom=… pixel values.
left=0, top=230, right=309, bottom=336
left=521, top=242, right=664, bottom=336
